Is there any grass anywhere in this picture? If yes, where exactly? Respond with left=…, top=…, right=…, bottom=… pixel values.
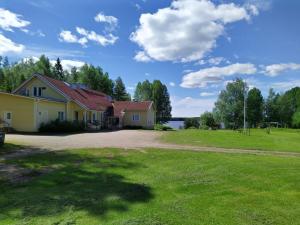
left=161, top=128, right=300, bottom=152
left=0, top=148, right=299, bottom=224
left=0, top=143, right=25, bottom=156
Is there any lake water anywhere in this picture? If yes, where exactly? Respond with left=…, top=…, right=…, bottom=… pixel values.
left=166, top=120, right=184, bottom=129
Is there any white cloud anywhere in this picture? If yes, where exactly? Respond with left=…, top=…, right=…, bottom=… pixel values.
left=270, top=80, right=300, bottom=91
left=94, top=12, right=118, bottom=31
left=131, top=0, right=257, bottom=62
left=263, top=63, right=300, bottom=77
left=200, top=92, right=216, bottom=97
left=76, top=27, right=118, bottom=46
left=0, top=34, right=24, bottom=54
left=181, top=63, right=257, bottom=88
left=59, top=28, right=117, bottom=47
left=59, top=30, right=80, bottom=43
left=55, top=59, right=85, bottom=71
left=134, top=51, right=152, bottom=62
left=0, top=8, right=30, bottom=31
left=171, top=96, right=216, bottom=117
left=169, top=82, right=176, bottom=87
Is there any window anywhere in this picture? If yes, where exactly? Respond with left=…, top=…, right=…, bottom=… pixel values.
left=132, top=114, right=140, bottom=121
left=74, top=111, right=79, bottom=121
left=38, top=87, right=42, bottom=97
left=6, top=112, right=11, bottom=120
left=33, top=87, right=43, bottom=97
left=33, top=87, right=37, bottom=96
left=92, top=112, right=96, bottom=122
left=25, top=89, right=30, bottom=96
left=58, top=112, right=65, bottom=121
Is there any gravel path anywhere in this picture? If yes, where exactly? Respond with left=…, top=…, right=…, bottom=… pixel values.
left=5, top=130, right=300, bottom=157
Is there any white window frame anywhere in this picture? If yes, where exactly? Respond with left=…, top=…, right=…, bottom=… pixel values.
left=58, top=111, right=65, bottom=121
left=132, top=113, right=140, bottom=121
left=3, top=111, right=12, bottom=127
left=32, top=87, right=43, bottom=97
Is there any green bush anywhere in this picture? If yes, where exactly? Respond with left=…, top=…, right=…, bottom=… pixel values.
left=292, top=111, right=300, bottom=128
left=154, top=124, right=173, bottom=131
left=39, top=119, right=85, bottom=133
left=184, top=118, right=199, bottom=129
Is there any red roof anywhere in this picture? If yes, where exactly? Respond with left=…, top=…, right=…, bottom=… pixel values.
left=40, top=75, right=112, bottom=111
left=113, top=101, right=153, bottom=117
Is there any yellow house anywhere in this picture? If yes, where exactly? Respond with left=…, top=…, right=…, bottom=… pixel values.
left=0, top=74, right=155, bottom=132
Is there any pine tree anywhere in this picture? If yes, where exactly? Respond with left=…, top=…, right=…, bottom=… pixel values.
left=113, top=77, right=131, bottom=101
left=53, top=58, right=64, bottom=80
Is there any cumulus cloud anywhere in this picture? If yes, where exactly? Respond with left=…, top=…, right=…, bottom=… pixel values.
left=94, top=12, right=118, bottom=31
left=131, top=0, right=257, bottom=62
left=0, top=8, right=31, bottom=31
left=181, top=63, right=257, bottom=88
left=59, top=30, right=79, bottom=43
left=59, top=28, right=117, bottom=47
left=76, top=27, right=118, bottom=46
left=134, top=51, right=152, bottom=62
left=171, top=96, right=216, bottom=117
left=0, top=34, right=25, bottom=54
left=263, top=63, right=300, bottom=77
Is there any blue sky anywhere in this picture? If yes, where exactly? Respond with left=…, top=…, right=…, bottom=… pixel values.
left=1, top=0, right=300, bottom=117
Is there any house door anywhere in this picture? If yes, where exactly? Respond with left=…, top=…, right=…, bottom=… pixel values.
left=3, top=112, right=12, bottom=127
left=37, top=110, right=48, bottom=127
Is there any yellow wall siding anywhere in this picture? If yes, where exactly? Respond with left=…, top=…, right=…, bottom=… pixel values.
left=0, top=93, right=35, bottom=132
left=37, top=100, right=66, bottom=125
left=16, top=77, right=67, bottom=101
left=123, top=111, right=148, bottom=128
left=67, top=101, right=85, bottom=122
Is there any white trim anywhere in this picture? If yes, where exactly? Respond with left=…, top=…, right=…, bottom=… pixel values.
left=132, top=113, right=140, bottom=121
left=3, top=111, right=12, bottom=127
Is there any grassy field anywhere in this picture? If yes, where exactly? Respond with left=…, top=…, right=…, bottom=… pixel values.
left=0, top=148, right=299, bottom=225
left=162, top=128, right=300, bottom=152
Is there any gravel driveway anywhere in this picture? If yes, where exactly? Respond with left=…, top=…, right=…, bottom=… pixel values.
left=6, top=130, right=165, bottom=150
left=5, top=130, right=300, bottom=157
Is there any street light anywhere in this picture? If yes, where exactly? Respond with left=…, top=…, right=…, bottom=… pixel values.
left=243, top=84, right=249, bottom=134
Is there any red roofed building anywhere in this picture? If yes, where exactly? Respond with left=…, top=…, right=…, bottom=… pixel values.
left=0, top=74, right=155, bottom=132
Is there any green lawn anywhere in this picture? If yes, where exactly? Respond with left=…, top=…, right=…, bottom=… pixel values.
left=162, top=128, right=300, bottom=152
left=0, top=148, right=299, bottom=225
left=0, top=143, right=24, bottom=156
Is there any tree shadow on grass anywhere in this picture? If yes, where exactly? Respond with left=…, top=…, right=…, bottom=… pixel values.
left=0, top=150, right=153, bottom=221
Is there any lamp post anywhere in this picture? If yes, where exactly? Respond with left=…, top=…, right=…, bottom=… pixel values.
left=243, top=84, right=249, bottom=134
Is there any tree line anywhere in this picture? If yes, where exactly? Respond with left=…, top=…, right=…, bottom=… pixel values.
left=0, top=55, right=172, bottom=123
left=189, top=78, right=300, bottom=129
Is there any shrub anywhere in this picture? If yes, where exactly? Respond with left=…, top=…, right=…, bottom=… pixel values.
left=199, top=112, right=218, bottom=129
left=292, top=111, right=300, bottom=128
left=154, top=124, right=173, bottom=131
left=184, top=118, right=199, bottom=129
left=39, top=119, right=84, bottom=133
